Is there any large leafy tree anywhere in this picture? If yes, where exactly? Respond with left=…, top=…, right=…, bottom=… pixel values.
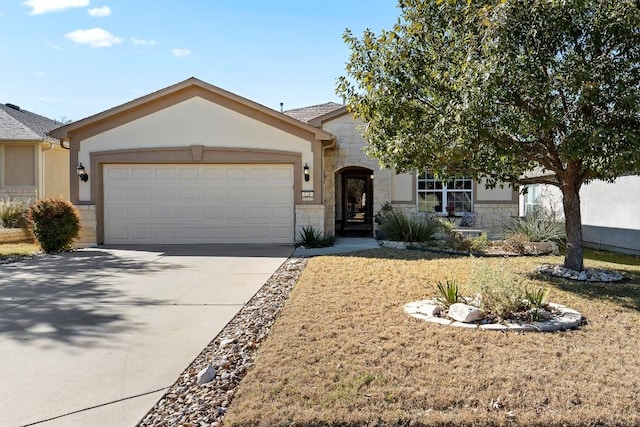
left=338, top=0, right=640, bottom=271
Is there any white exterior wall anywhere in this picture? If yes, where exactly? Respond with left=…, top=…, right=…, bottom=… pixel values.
left=321, top=114, right=392, bottom=234
left=522, top=176, right=640, bottom=254
left=78, top=97, right=315, bottom=202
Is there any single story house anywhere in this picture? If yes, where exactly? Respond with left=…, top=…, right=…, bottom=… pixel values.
left=49, top=77, right=518, bottom=247
left=0, top=103, right=69, bottom=201
left=521, top=175, right=640, bottom=255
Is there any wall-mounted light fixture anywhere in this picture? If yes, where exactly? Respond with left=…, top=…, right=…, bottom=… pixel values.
left=303, top=163, right=310, bottom=182
left=370, top=173, right=374, bottom=180
left=76, top=163, right=89, bottom=182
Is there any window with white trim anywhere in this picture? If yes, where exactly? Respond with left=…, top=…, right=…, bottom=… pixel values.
left=523, top=184, right=541, bottom=215
left=417, top=170, right=473, bottom=214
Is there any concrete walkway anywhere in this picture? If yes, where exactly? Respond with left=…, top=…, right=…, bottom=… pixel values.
left=292, top=237, right=380, bottom=257
left=0, top=244, right=291, bottom=427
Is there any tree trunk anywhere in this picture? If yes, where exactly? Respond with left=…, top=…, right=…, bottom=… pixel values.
left=561, top=183, right=584, bottom=271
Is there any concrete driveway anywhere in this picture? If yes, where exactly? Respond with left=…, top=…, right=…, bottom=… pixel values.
left=0, top=244, right=292, bottom=427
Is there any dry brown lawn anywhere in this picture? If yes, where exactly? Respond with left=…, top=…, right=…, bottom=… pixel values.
left=0, top=242, right=40, bottom=258
left=225, top=249, right=640, bottom=427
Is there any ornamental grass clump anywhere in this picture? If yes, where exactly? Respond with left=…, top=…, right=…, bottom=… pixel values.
left=0, top=198, right=30, bottom=229
left=379, top=210, right=441, bottom=243
left=28, top=197, right=81, bottom=253
left=505, top=208, right=565, bottom=244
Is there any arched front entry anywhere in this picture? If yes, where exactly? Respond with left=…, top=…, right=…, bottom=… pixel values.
left=335, top=166, right=374, bottom=237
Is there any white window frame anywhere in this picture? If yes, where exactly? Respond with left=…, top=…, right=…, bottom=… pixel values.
left=417, top=170, right=473, bottom=214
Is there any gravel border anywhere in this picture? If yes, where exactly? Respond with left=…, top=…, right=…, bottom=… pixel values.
left=137, top=257, right=307, bottom=427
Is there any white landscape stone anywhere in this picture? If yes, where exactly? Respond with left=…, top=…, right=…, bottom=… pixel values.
left=448, top=303, right=484, bottom=323
left=196, top=365, right=216, bottom=385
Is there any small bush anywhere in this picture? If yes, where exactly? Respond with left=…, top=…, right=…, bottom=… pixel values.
left=295, top=225, right=335, bottom=248
left=379, top=211, right=441, bottom=243
left=503, top=232, right=530, bottom=254
left=468, top=261, right=528, bottom=319
left=28, top=197, right=81, bottom=253
left=470, top=233, right=490, bottom=253
left=0, top=198, right=30, bottom=229
left=373, top=202, right=394, bottom=225
left=505, top=208, right=565, bottom=243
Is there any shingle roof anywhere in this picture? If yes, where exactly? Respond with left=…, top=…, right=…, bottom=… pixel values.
left=0, top=103, right=61, bottom=143
left=283, top=102, right=344, bottom=123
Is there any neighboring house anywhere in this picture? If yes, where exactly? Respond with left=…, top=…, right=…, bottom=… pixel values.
left=0, top=103, right=70, bottom=201
left=520, top=175, right=640, bottom=255
left=49, top=77, right=518, bottom=247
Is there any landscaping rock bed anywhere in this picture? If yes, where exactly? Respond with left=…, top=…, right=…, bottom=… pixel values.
left=137, top=257, right=306, bottom=427
left=404, top=299, right=584, bottom=332
left=537, top=263, right=624, bottom=282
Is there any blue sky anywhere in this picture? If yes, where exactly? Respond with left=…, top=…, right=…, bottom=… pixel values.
left=0, top=0, right=399, bottom=122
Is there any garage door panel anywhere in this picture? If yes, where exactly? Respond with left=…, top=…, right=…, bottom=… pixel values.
left=104, top=164, right=294, bottom=244
left=155, top=168, right=177, bottom=180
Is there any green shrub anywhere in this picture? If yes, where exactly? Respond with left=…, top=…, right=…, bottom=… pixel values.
left=28, top=197, right=81, bottom=253
left=505, top=208, right=565, bottom=243
left=435, top=279, right=462, bottom=307
left=379, top=211, right=441, bottom=243
left=524, top=287, right=548, bottom=308
left=468, top=261, right=528, bottom=319
left=295, top=225, right=336, bottom=248
left=373, top=201, right=394, bottom=225
left=470, top=233, right=490, bottom=253
left=0, top=198, right=30, bottom=229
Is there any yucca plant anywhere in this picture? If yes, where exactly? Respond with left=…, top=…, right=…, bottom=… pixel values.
left=525, top=287, right=548, bottom=308
left=379, top=211, right=441, bottom=243
left=294, top=225, right=336, bottom=248
left=435, top=280, right=461, bottom=307
left=505, top=208, right=565, bottom=244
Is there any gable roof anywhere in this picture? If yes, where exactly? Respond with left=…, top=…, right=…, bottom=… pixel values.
left=49, top=77, right=336, bottom=144
left=0, top=103, right=61, bottom=143
left=284, top=102, right=344, bottom=123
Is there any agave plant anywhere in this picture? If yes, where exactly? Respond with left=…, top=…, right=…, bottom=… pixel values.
left=435, top=279, right=461, bottom=307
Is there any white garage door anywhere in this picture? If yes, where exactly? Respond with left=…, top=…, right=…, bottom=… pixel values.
left=103, top=164, right=294, bottom=244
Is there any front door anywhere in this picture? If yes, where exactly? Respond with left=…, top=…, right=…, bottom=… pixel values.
left=340, top=172, right=373, bottom=236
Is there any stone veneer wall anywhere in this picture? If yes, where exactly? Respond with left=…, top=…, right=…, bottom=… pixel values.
left=0, top=228, right=33, bottom=243
left=322, top=115, right=392, bottom=235
left=474, top=203, right=519, bottom=236
left=75, top=204, right=98, bottom=248
left=295, top=204, right=325, bottom=237
left=0, top=188, right=37, bottom=201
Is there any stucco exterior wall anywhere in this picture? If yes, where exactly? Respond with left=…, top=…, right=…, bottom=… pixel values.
left=476, top=179, right=517, bottom=201
left=392, top=172, right=415, bottom=202
left=77, top=97, right=316, bottom=202
left=43, top=146, right=70, bottom=199
left=522, top=176, right=640, bottom=254
left=321, top=114, right=392, bottom=234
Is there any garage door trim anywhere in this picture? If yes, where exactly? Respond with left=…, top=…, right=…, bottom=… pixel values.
left=90, top=147, right=305, bottom=244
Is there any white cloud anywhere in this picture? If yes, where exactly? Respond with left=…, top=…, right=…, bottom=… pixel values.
left=22, top=0, right=89, bottom=15
left=172, top=48, right=192, bottom=57
left=66, top=28, right=123, bottom=48
left=131, top=37, right=156, bottom=46
left=88, top=6, right=111, bottom=17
